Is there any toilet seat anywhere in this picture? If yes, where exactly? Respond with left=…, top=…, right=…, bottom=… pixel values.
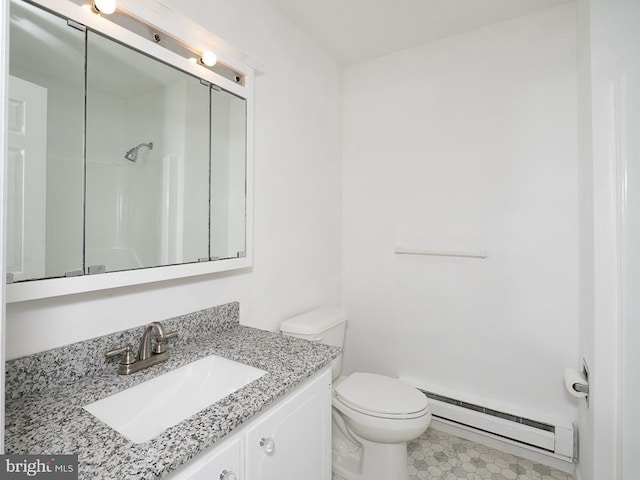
left=334, top=373, right=429, bottom=420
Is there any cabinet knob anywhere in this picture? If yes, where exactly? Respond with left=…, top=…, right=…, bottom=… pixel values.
left=220, top=470, right=237, bottom=480
left=260, top=437, right=276, bottom=455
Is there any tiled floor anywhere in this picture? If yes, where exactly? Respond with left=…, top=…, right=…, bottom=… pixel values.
left=333, top=428, right=575, bottom=480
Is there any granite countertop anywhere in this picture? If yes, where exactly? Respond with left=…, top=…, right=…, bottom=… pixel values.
left=4, top=306, right=340, bottom=479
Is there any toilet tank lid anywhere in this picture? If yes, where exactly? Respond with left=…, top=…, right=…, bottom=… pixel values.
left=280, top=308, right=346, bottom=335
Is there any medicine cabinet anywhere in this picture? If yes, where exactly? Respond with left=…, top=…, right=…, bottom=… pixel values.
left=5, top=0, right=254, bottom=302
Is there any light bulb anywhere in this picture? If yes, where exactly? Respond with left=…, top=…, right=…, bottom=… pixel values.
left=201, top=51, right=217, bottom=67
left=93, top=0, right=117, bottom=15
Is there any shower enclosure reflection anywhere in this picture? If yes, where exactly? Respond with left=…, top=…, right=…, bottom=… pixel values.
left=7, top=0, right=247, bottom=281
left=85, top=31, right=211, bottom=272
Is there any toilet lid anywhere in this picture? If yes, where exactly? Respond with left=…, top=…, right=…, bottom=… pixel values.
left=334, top=373, right=428, bottom=417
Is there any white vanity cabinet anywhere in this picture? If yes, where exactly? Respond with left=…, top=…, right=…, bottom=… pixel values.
left=166, top=368, right=331, bottom=480
left=168, top=437, right=242, bottom=480
left=244, top=368, right=331, bottom=480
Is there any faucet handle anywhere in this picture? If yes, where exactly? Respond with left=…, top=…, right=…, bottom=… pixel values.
left=105, top=345, right=136, bottom=365
left=165, top=331, right=179, bottom=340
left=153, top=330, right=178, bottom=354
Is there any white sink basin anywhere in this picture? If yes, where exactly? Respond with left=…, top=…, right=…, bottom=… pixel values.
left=84, top=355, right=267, bottom=443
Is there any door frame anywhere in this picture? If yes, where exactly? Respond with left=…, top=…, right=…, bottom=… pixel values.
left=0, top=0, right=9, bottom=454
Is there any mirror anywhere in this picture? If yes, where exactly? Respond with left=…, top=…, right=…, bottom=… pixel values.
left=210, top=89, right=248, bottom=261
left=8, top=0, right=85, bottom=281
left=85, top=31, right=212, bottom=272
left=7, top=0, right=248, bottom=285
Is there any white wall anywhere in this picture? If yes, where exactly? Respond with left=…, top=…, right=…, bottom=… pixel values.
left=42, top=75, right=84, bottom=277
left=342, top=5, right=579, bottom=424
left=85, top=88, right=128, bottom=268
left=181, top=80, right=211, bottom=263
left=210, top=91, right=249, bottom=260
left=211, top=92, right=232, bottom=258
left=5, top=0, right=343, bottom=359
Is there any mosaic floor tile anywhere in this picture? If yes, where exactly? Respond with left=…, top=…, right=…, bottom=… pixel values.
left=332, top=428, right=575, bottom=480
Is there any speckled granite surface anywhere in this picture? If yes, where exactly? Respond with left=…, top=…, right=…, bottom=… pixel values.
left=5, top=302, right=340, bottom=479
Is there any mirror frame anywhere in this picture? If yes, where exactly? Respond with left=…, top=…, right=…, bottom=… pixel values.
left=6, top=0, right=255, bottom=303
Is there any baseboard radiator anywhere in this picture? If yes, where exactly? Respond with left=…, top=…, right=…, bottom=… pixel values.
left=402, top=380, right=575, bottom=463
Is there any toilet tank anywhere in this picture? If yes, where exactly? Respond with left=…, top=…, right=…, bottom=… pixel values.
left=280, top=308, right=346, bottom=379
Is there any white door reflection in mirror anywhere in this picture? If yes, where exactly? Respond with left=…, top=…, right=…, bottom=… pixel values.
left=7, top=76, right=47, bottom=282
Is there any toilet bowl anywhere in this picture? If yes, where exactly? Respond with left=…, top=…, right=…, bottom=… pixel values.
left=280, top=309, right=432, bottom=480
left=334, top=373, right=432, bottom=443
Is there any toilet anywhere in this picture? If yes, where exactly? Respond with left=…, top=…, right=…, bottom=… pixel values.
left=280, top=308, right=432, bottom=480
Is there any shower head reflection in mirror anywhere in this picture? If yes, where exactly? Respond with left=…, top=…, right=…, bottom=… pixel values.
left=124, top=142, right=153, bottom=162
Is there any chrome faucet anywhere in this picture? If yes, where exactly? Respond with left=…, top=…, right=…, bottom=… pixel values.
left=106, top=321, right=178, bottom=375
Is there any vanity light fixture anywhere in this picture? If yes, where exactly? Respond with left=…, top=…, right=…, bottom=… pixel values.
left=200, top=50, right=218, bottom=67
left=93, top=0, right=117, bottom=15
left=85, top=2, right=242, bottom=83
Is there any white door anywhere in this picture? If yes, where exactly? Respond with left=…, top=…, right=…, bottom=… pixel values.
left=6, top=75, right=47, bottom=281
left=245, top=370, right=331, bottom=480
left=619, top=71, right=640, bottom=479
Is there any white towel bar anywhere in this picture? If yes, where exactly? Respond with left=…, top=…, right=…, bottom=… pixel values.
left=394, top=247, right=488, bottom=259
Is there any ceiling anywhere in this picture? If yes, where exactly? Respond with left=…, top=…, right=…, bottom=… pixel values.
left=267, top=0, right=575, bottom=66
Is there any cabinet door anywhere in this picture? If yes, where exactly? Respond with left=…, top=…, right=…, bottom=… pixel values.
left=245, top=369, right=332, bottom=480
left=166, top=436, right=242, bottom=480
